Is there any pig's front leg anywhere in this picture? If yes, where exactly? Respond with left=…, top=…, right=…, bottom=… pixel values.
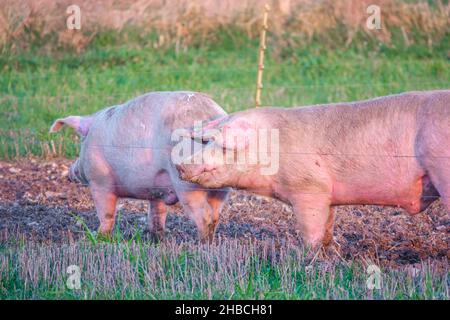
left=323, top=207, right=335, bottom=247
left=291, top=193, right=334, bottom=249
left=148, top=199, right=167, bottom=240
left=90, top=184, right=118, bottom=236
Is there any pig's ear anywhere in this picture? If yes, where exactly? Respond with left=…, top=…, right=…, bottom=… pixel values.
left=49, top=116, right=92, bottom=136
left=188, top=116, right=228, bottom=141
left=216, top=117, right=253, bottom=150
left=201, top=116, right=227, bottom=131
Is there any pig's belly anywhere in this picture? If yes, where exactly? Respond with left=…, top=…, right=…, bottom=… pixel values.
left=115, top=169, right=179, bottom=205
left=331, top=175, right=439, bottom=214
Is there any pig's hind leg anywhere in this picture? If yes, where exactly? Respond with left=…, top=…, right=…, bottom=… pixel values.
left=417, top=132, right=450, bottom=215
left=90, top=184, right=118, bottom=236
left=425, top=160, right=450, bottom=215
left=148, top=199, right=167, bottom=240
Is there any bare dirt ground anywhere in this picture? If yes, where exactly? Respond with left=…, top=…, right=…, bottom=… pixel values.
left=0, top=159, right=448, bottom=267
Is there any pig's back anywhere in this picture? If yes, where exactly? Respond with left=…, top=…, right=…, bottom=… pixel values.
left=90, top=91, right=225, bottom=147
left=83, top=92, right=226, bottom=196
left=284, top=91, right=443, bottom=153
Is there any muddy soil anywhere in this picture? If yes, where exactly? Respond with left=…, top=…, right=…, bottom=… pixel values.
left=0, top=159, right=448, bottom=267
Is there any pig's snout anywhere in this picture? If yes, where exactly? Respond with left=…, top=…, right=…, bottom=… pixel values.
left=176, top=163, right=188, bottom=180
left=177, top=163, right=198, bottom=183
left=176, top=163, right=215, bottom=182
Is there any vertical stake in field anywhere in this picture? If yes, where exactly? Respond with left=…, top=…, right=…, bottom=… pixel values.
left=255, top=4, right=270, bottom=108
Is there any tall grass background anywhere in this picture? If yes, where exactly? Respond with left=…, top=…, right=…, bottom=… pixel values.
left=1, top=0, right=449, bottom=53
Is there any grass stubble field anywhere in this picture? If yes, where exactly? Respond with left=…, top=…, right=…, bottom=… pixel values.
left=0, top=0, right=449, bottom=299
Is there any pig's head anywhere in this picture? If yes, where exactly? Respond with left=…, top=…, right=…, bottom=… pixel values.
left=50, top=115, right=93, bottom=185
left=174, top=113, right=279, bottom=189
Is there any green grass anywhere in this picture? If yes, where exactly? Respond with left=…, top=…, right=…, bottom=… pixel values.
left=1, top=239, right=448, bottom=299
left=1, top=215, right=448, bottom=300
left=0, top=31, right=449, bottom=158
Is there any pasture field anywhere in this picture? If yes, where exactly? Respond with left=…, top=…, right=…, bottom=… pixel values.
left=0, top=0, right=449, bottom=300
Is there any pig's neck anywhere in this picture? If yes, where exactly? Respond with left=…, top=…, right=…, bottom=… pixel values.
left=231, top=167, right=274, bottom=197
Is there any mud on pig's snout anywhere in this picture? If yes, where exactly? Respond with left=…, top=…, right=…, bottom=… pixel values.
left=176, top=163, right=216, bottom=181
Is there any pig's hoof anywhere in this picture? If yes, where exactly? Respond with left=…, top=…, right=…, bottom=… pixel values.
left=304, top=246, right=323, bottom=264
left=197, top=226, right=218, bottom=244
left=200, top=238, right=213, bottom=245
left=96, top=232, right=113, bottom=243
left=321, top=238, right=344, bottom=260
left=199, top=232, right=216, bottom=245
left=305, top=241, right=343, bottom=263
left=149, top=230, right=165, bottom=242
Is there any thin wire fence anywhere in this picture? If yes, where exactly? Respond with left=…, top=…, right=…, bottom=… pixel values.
left=1, top=59, right=445, bottom=82
left=58, top=181, right=444, bottom=199
left=0, top=65, right=448, bottom=159
left=1, top=77, right=448, bottom=198
left=0, top=65, right=259, bottom=80
left=1, top=79, right=448, bottom=101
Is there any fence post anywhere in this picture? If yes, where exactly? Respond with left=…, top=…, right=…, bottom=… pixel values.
left=255, top=4, right=270, bottom=108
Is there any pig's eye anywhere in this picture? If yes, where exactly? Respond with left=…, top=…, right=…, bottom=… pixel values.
left=190, top=137, right=210, bottom=145
left=194, top=136, right=212, bottom=145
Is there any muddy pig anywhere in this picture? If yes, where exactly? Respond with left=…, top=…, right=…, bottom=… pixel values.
left=50, top=91, right=229, bottom=241
left=176, top=90, right=450, bottom=248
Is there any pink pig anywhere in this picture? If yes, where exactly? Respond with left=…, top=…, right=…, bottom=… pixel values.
left=51, top=91, right=229, bottom=241
left=177, top=90, right=450, bottom=248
